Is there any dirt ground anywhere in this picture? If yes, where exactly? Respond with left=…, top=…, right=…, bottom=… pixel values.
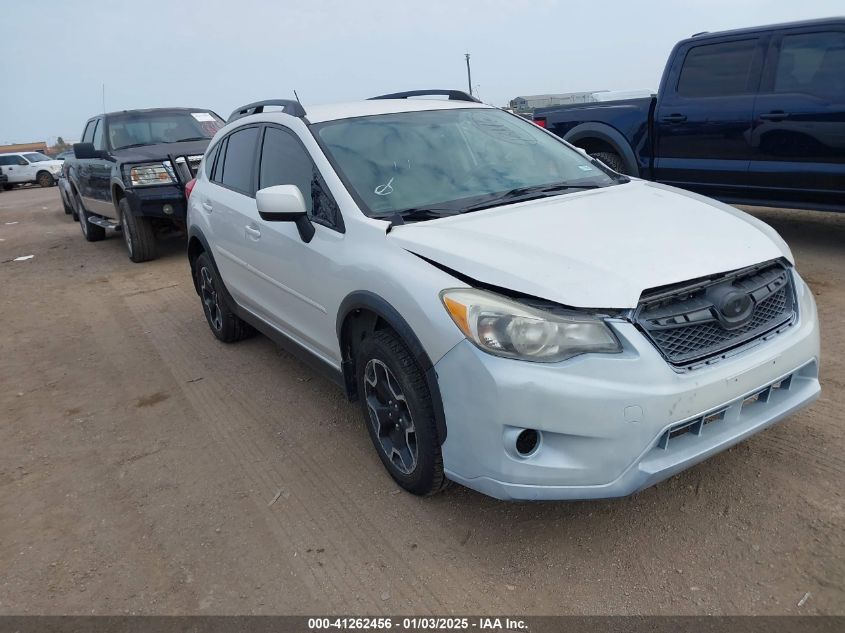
left=0, top=186, right=842, bottom=616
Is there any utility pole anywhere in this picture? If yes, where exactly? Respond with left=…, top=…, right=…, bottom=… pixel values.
left=465, top=53, right=473, bottom=97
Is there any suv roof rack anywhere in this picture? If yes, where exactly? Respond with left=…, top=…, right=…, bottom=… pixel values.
left=227, top=99, right=306, bottom=123
left=368, top=89, right=481, bottom=103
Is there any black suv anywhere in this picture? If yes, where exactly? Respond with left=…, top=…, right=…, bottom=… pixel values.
left=67, top=108, right=224, bottom=261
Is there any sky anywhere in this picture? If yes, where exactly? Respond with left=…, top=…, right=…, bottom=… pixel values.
left=1, top=0, right=841, bottom=144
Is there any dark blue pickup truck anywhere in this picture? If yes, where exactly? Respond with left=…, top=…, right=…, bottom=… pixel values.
left=534, top=18, right=845, bottom=212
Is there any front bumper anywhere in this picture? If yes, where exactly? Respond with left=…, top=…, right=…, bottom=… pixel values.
left=124, top=185, right=186, bottom=220
left=435, top=271, right=820, bottom=500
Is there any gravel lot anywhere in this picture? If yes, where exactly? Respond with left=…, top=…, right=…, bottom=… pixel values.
left=0, top=186, right=842, bottom=615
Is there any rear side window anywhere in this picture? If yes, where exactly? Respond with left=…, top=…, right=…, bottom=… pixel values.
left=258, top=126, right=341, bottom=229
left=204, top=143, right=220, bottom=179
left=678, top=39, right=758, bottom=97
left=774, top=31, right=845, bottom=96
left=219, top=127, right=259, bottom=194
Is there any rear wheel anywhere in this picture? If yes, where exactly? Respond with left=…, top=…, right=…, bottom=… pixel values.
left=119, top=198, right=156, bottom=262
left=37, top=171, right=54, bottom=187
left=355, top=329, right=448, bottom=496
left=195, top=252, right=253, bottom=343
left=75, top=191, right=105, bottom=242
left=589, top=151, right=628, bottom=175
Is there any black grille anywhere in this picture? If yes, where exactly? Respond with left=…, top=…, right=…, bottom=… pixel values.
left=636, top=262, right=796, bottom=366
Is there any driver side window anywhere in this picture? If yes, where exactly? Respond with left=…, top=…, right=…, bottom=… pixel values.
left=258, top=126, right=342, bottom=230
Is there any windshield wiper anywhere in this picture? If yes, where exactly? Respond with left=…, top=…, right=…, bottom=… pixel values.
left=457, top=183, right=601, bottom=214
left=172, top=137, right=208, bottom=143
left=114, top=143, right=150, bottom=150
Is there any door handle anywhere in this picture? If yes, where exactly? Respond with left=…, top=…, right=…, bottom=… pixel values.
left=244, top=225, right=261, bottom=240
left=201, top=201, right=213, bottom=212
left=661, top=113, right=687, bottom=123
left=759, top=111, right=789, bottom=121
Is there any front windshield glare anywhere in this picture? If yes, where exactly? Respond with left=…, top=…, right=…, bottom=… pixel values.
left=23, top=153, right=51, bottom=162
left=107, top=111, right=224, bottom=150
left=315, top=108, right=618, bottom=218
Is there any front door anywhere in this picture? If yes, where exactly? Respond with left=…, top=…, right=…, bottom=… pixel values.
left=748, top=27, right=845, bottom=209
left=653, top=36, right=767, bottom=198
left=246, top=124, right=345, bottom=363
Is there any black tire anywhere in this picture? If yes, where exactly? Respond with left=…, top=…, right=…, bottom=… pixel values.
left=37, top=171, right=54, bottom=188
left=75, top=190, right=105, bottom=242
left=61, top=189, right=73, bottom=215
left=355, top=329, right=448, bottom=496
left=195, top=252, right=253, bottom=343
left=119, top=198, right=156, bottom=262
left=2, top=184, right=13, bottom=191
left=589, top=151, right=628, bottom=175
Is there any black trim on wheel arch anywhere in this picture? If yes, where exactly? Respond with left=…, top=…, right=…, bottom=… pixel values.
left=337, top=291, right=448, bottom=445
left=564, top=122, right=640, bottom=177
left=186, top=226, right=345, bottom=389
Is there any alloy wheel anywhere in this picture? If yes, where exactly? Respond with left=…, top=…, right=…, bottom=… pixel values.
left=363, top=359, right=418, bottom=474
left=200, top=266, right=223, bottom=331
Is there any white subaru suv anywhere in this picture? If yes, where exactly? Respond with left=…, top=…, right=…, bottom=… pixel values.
left=186, top=91, right=820, bottom=501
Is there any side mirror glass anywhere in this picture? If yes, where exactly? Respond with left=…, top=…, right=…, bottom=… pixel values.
left=18, top=158, right=28, bottom=166
left=256, top=184, right=314, bottom=242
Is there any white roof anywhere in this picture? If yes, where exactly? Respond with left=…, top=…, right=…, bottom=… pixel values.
left=304, top=99, right=490, bottom=123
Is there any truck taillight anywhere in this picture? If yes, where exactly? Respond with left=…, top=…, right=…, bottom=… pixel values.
left=185, top=178, right=196, bottom=199
left=534, top=118, right=547, bottom=128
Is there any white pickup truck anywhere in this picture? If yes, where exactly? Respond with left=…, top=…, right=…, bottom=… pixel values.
left=0, top=152, right=63, bottom=189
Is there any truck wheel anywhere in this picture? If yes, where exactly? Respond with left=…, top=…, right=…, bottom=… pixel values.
left=119, top=198, right=156, bottom=263
left=37, top=171, right=54, bottom=188
left=61, top=189, right=73, bottom=215
left=75, top=191, right=105, bottom=242
left=195, top=252, right=253, bottom=343
left=590, top=151, right=628, bottom=175
left=355, top=329, right=448, bottom=496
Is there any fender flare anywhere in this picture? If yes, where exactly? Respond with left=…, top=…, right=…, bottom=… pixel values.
left=110, top=177, right=127, bottom=216
left=564, top=122, right=640, bottom=177
left=336, top=290, right=448, bottom=444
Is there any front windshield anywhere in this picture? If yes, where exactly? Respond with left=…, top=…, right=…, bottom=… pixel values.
left=314, top=108, right=620, bottom=218
left=107, top=111, right=224, bottom=150
left=23, top=153, right=51, bottom=162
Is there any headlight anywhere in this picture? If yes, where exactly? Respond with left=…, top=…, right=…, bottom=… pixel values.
left=126, top=162, right=176, bottom=187
left=440, top=288, right=621, bottom=363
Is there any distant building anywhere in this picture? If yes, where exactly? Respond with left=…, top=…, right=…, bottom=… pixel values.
left=509, top=92, right=603, bottom=113
left=0, top=141, right=49, bottom=155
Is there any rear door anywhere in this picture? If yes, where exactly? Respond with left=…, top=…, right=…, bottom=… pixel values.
left=654, top=35, right=767, bottom=195
left=203, top=125, right=263, bottom=313
left=749, top=26, right=845, bottom=209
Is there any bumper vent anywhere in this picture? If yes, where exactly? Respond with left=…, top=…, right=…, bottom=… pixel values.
left=636, top=262, right=796, bottom=367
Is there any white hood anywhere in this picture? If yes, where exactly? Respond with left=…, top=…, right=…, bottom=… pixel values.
left=389, top=181, right=792, bottom=309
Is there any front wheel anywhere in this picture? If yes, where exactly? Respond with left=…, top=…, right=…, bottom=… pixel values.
left=37, top=171, right=55, bottom=188
left=119, top=198, right=156, bottom=262
left=355, top=329, right=448, bottom=496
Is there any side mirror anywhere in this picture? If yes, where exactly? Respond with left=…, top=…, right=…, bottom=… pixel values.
left=73, top=142, right=106, bottom=160
left=256, top=184, right=315, bottom=242
left=18, top=157, right=29, bottom=166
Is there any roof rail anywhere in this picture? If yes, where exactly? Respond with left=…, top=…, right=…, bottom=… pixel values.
left=227, top=99, right=306, bottom=123
left=368, top=89, right=481, bottom=103
left=691, top=31, right=709, bottom=37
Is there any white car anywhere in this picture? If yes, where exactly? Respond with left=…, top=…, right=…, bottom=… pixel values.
left=0, top=152, right=63, bottom=189
left=185, top=92, right=820, bottom=501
